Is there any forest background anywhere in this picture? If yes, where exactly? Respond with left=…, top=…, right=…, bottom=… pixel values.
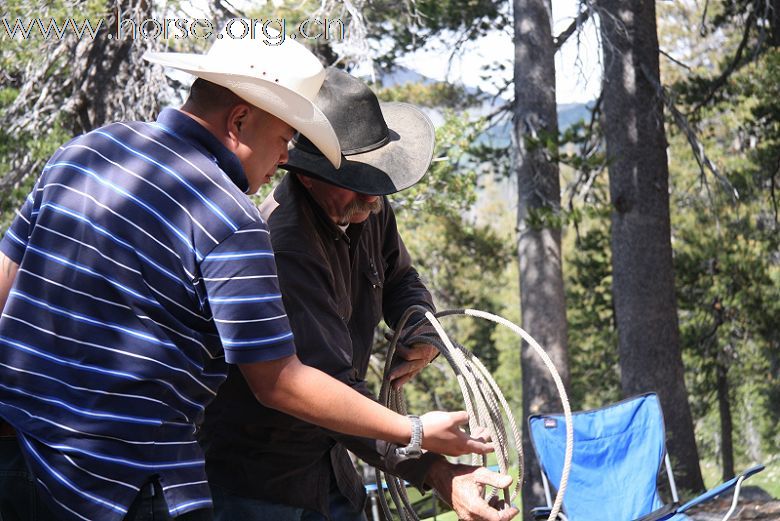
left=1, top=0, right=778, bottom=519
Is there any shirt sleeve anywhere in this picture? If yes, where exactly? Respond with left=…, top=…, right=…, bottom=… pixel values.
left=200, top=221, right=296, bottom=364
left=0, top=186, right=37, bottom=264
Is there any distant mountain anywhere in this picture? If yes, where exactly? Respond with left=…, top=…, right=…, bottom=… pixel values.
left=377, top=65, right=432, bottom=87
left=558, top=102, right=592, bottom=129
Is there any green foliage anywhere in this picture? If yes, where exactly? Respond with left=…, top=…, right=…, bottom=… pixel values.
left=563, top=201, right=622, bottom=409
left=0, top=0, right=107, bottom=212
left=391, top=110, right=482, bottom=218
left=539, top=104, right=620, bottom=410
left=374, top=81, right=481, bottom=109
left=0, top=87, right=72, bottom=232
left=390, top=110, right=514, bottom=405
left=701, top=457, right=780, bottom=498
left=667, top=42, right=780, bottom=464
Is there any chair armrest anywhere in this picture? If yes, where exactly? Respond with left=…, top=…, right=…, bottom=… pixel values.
left=678, top=464, right=765, bottom=513
left=530, top=506, right=552, bottom=520
left=633, top=503, right=679, bottom=521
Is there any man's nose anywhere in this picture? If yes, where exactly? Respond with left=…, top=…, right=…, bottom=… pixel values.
left=359, top=193, right=379, bottom=203
left=279, top=147, right=289, bottom=165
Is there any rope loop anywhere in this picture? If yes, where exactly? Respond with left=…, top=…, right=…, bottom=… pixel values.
left=375, top=307, right=573, bottom=521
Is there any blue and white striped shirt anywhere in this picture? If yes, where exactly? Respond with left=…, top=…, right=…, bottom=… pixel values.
left=0, top=108, right=295, bottom=521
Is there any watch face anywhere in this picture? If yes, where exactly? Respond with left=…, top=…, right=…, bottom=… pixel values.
left=396, top=447, right=423, bottom=458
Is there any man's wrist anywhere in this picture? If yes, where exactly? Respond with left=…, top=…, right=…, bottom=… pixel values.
left=424, top=458, right=455, bottom=500
left=395, top=415, right=423, bottom=458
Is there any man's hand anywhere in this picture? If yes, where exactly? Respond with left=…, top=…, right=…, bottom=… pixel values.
left=389, top=342, right=439, bottom=390
left=419, top=411, right=494, bottom=457
left=425, top=460, right=519, bottom=521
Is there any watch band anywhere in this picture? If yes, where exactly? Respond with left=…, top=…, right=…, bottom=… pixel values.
left=395, top=415, right=423, bottom=458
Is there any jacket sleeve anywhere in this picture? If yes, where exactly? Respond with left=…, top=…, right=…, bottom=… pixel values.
left=379, top=203, right=436, bottom=332
left=331, top=435, right=445, bottom=491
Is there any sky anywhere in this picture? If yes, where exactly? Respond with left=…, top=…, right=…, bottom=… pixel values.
left=189, top=0, right=601, bottom=104
left=393, top=1, right=602, bottom=105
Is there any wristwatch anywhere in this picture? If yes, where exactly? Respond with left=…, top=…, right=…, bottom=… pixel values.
left=395, top=415, right=423, bottom=458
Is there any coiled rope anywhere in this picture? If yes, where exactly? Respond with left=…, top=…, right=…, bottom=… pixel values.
left=375, top=306, right=573, bottom=521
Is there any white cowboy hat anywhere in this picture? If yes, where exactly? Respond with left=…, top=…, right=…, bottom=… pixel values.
left=143, top=31, right=342, bottom=168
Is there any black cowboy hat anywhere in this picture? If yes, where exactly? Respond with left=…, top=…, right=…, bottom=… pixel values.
left=282, top=68, right=435, bottom=196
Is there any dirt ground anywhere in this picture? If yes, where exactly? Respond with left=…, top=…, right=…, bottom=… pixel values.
left=688, top=499, right=780, bottom=520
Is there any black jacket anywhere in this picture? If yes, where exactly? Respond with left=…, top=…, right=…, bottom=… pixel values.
left=199, top=173, right=442, bottom=516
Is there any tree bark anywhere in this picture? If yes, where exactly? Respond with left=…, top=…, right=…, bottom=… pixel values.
left=772, top=0, right=780, bottom=47
left=717, top=361, right=735, bottom=481
left=513, top=0, right=570, bottom=517
left=599, top=0, right=705, bottom=492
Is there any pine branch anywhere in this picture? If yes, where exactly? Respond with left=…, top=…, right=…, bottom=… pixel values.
left=659, top=48, right=693, bottom=71
left=690, top=8, right=757, bottom=115
left=554, top=5, right=592, bottom=51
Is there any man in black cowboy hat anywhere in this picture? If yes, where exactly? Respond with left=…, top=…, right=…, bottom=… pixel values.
left=199, top=69, right=518, bottom=521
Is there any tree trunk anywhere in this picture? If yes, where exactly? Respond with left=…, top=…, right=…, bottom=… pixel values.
left=599, top=0, right=705, bottom=492
left=513, top=0, right=570, bottom=517
left=717, top=361, right=735, bottom=481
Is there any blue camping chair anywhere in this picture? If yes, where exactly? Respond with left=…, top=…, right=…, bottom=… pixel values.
left=528, top=393, right=764, bottom=521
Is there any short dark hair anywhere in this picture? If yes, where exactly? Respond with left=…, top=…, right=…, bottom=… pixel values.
left=185, top=78, right=246, bottom=113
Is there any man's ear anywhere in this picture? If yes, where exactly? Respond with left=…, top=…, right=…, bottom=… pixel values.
left=296, top=173, right=314, bottom=190
left=224, top=104, right=252, bottom=151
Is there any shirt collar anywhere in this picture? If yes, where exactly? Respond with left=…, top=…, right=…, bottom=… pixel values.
left=155, top=108, right=249, bottom=193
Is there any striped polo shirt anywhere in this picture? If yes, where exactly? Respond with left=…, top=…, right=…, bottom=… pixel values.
left=0, top=108, right=296, bottom=521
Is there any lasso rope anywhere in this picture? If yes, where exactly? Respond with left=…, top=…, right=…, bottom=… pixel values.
left=375, top=307, right=573, bottom=521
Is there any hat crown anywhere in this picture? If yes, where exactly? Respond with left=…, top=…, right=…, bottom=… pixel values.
left=294, top=68, right=388, bottom=155
left=204, top=30, right=324, bottom=100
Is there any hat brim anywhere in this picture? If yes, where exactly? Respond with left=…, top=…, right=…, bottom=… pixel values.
left=144, top=51, right=342, bottom=168
left=281, top=102, right=434, bottom=195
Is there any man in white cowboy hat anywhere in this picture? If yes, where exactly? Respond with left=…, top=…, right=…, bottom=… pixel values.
left=0, top=34, right=492, bottom=521
left=199, top=68, right=519, bottom=521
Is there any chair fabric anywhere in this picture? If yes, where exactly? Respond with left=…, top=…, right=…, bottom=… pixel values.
left=529, top=394, right=674, bottom=521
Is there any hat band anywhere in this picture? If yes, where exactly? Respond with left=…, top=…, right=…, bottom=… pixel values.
left=293, top=132, right=389, bottom=157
